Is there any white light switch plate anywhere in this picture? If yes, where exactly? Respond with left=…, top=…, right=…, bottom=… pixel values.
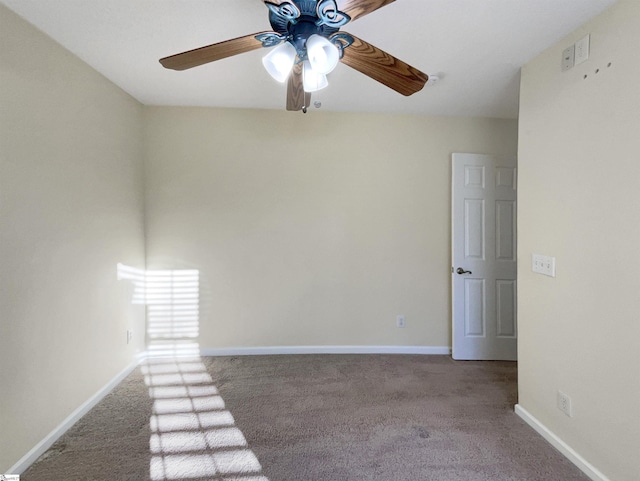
left=575, top=34, right=590, bottom=65
left=532, top=254, right=556, bottom=277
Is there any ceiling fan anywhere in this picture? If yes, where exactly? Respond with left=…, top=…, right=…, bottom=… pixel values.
left=160, top=0, right=429, bottom=112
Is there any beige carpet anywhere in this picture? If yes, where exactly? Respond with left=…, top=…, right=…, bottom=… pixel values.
left=22, top=355, right=589, bottom=480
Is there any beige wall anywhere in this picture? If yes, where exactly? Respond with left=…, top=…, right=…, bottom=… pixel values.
left=144, top=107, right=518, bottom=350
left=518, top=1, right=640, bottom=479
left=0, top=6, right=146, bottom=471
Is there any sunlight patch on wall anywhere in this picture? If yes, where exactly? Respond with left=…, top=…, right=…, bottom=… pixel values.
left=117, top=264, right=201, bottom=357
left=117, top=263, right=147, bottom=304
left=146, top=269, right=200, bottom=343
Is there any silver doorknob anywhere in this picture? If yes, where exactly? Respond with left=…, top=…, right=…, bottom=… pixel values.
left=456, top=268, right=472, bottom=275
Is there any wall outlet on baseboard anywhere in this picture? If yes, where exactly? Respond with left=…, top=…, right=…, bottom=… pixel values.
left=557, top=390, right=573, bottom=417
left=396, top=315, right=406, bottom=328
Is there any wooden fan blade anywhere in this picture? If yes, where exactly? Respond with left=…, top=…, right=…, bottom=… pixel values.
left=340, top=34, right=428, bottom=96
left=336, top=0, right=396, bottom=22
left=160, top=32, right=272, bottom=71
left=287, top=63, right=311, bottom=111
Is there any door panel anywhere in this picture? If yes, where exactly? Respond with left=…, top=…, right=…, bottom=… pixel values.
left=496, top=201, right=516, bottom=261
left=464, top=279, right=485, bottom=337
left=496, top=280, right=517, bottom=337
left=464, top=199, right=485, bottom=259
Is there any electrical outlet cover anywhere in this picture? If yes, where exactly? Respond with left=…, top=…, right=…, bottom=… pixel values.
left=557, top=390, right=573, bottom=417
left=562, top=45, right=575, bottom=71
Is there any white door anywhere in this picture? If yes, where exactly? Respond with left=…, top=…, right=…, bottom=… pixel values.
left=452, top=153, right=517, bottom=361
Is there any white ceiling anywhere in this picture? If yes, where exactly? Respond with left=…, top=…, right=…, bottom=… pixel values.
left=2, top=0, right=617, bottom=118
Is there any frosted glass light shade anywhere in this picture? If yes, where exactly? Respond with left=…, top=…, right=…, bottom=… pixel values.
left=302, top=61, right=328, bottom=92
left=306, top=34, right=340, bottom=74
left=262, top=42, right=297, bottom=83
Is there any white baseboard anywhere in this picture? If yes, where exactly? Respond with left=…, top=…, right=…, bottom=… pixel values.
left=200, top=345, right=451, bottom=356
left=9, top=359, right=141, bottom=475
left=514, top=404, right=611, bottom=481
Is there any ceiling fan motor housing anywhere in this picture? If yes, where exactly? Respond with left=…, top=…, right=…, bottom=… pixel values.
left=268, top=0, right=348, bottom=60
left=290, top=17, right=336, bottom=58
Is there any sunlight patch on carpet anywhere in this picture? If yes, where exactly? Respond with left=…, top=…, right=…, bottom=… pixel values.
left=118, top=264, right=271, bottom=480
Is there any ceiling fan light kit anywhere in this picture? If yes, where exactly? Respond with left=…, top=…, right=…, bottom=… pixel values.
left=160, top=0, right=429, bottom=112
left=302, top=60, right=329, bottom=92
left=263, top=34, right=337, bottom=92
left=262, top=41, right=297, bottom=83
left=305, top=34, right=341, bottom=74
